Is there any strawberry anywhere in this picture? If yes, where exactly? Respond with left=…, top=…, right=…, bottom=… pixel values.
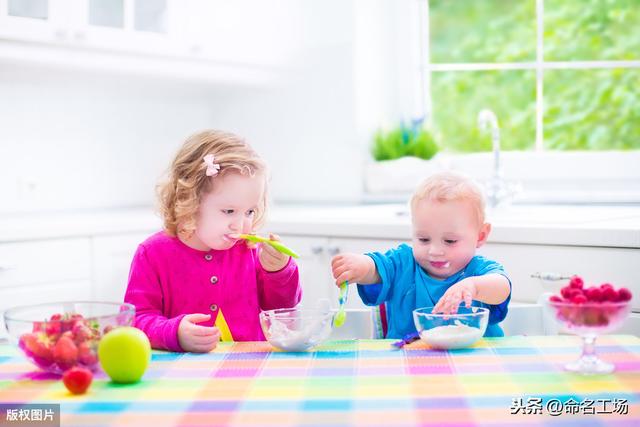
left=32, top=321, right=45, bottom=333
left=20, top=332, right=54, bottom=368
left=53, top=336, right=78, bottom=370
left=45, top=321, right=61, bottom=338
left=77, top=342, right=98, bottom=366
left=72, top=321, right=92, bottom=343
left=62, top=367, right=93, bottom=394
left=616, top=288, right=633, bottom=302
left=569, top=276, right=584, bottom=289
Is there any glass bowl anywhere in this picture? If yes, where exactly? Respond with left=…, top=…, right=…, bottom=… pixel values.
left=545, top=297, right=631, bottom=374
left=3, top=301, right=135, bottom=374
left=412, top=306, right=489, bottom=349
left=259, top=307, right=334, bottom=352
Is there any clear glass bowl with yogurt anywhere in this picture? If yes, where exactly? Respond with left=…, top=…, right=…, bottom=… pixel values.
left=260, top=307, right=334, bottom=352
left=412, top=306, right=489, bottom=349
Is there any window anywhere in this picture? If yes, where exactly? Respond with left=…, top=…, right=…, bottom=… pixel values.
left=419, top=0, right=640, bottom=203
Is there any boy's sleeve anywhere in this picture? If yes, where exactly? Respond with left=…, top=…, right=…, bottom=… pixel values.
left=474, top=259, right=512, bottom=324
left=124, top=245, right=186, bottom=352
left=357, top=244, right=409, bottom=306
left=257, top=256, right=302, bottom=310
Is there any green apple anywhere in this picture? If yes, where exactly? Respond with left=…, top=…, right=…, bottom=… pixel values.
left=98, top=326, right=151, bottom=383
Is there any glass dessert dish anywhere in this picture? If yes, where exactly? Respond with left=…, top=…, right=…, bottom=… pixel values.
left=545, top=297, right=631, bottom=374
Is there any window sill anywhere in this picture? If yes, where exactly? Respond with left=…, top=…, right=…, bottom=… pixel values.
left=364, top=151, right=640, bottom=205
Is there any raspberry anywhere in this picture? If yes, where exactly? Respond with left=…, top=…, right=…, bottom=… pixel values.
left=569, top=276, right=584, bottom=289
left=549, top=295, right=563, bottom=303
left=601, top=287, right=617, bottom=302
left=600, top=283, right=614, bottom=290
left=616, top=288, right=632, bottom=302
left=584, top=287, right=603, bottom=302
left=571, top=294, right=587, bottom=304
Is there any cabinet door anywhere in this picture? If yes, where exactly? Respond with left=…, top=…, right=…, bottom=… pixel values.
left=78, top=0, right=181, bottom=56
left=91, top=233, right=148, bottom=303
left=479, top=243, right=640, bottom=311
left=0, top=238, right=91, bottom=289
left=0, top=0, right=62, bottom=42
left=277, top=235, right=332, bottom=307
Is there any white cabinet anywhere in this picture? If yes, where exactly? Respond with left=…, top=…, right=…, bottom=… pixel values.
left=278, top=233, right=640, bottom=337
left=479, top=243, right=640, bottom=311
left=279, top=235, right=409, bottom=311
left=0, top=0, right=176, bottom=55
left=91, top=232, right=148, bottom=303
left=0, top=0, right=299, bottom=85
left=0, top=237, right=92, bottom=337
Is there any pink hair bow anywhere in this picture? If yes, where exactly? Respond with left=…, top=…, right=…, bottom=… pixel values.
left=203, top=154, right=220, bottom=177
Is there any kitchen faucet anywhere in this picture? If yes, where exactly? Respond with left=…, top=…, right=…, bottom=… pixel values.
left=477, top=109, right=521, bottom=207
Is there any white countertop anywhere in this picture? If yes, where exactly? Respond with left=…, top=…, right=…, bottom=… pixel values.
left=1, top=204, right=639, bottom=248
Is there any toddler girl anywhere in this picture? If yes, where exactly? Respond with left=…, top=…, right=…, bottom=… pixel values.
left=331, top=171, right=511, bottom=338
left=125, top=130, right=301, bottom=352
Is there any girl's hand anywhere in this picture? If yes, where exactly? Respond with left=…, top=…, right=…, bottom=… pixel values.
left=178, top=313, right=221, bottom=353
left=259, top=233, right=290, bottom=272
left=432, top=278, right=477, bottom=315
left=331, top=253, right=378, bottom=286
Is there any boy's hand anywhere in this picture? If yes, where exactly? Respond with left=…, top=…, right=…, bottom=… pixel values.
left=432, top=278, right=477, bottom=315
left=178, top=313, right=220, bottom=353
left=259, top=233, right=290, bottom=272
left=331, top=253, right=377, bottom=286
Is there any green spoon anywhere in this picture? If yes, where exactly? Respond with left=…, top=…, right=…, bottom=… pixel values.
left=236, top=234, right=299, bottom=258
left=333, top=281, right=348, bottom=327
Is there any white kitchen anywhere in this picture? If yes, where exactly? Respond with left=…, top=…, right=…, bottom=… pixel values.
left=1, top=1, right=639, bottom=425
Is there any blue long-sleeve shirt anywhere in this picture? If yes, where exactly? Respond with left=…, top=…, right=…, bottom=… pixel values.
left=358, top=244, right=511, bottom=339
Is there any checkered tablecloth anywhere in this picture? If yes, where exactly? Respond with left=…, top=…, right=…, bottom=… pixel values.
left=0, top=335, right=639, bottom=426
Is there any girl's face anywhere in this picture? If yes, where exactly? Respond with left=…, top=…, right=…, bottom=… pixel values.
left=187, top=171, right=265, bottom=251
left=411, top=198, right=490, bottom=280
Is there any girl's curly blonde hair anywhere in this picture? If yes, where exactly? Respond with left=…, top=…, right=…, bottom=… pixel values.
left=157, top=130, right=268, bottom=238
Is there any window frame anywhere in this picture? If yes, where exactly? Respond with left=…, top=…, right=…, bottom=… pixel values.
left=415, top=0, right=640, bottom=204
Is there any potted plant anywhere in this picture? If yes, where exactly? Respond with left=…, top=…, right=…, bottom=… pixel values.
left=366, top=120, right=444, bottom=194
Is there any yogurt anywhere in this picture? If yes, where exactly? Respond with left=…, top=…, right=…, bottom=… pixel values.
left=419, top=324, right=483, bottom=349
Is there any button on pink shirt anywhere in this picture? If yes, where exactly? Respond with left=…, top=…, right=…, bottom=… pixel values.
left=124, top=231, right=302, bottom=351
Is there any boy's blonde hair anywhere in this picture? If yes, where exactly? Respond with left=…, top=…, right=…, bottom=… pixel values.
left=157, top=130, right=268, bottom=237
left=410, top=171, right=486, bottom=225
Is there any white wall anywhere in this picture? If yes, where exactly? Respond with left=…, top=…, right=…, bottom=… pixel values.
left=0, top=0, right=406, bottom=214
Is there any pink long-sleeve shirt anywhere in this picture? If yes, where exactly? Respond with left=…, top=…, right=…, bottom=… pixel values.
left=124, top=231, right=302, bottom=351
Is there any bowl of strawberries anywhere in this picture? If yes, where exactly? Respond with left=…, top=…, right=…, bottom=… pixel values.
left=3, top=301, right=135, bottom=374
left=545, top=276, right=632, bottom=374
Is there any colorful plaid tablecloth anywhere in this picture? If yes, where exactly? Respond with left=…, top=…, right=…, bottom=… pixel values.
left=0, top=335, right=639, bottom=427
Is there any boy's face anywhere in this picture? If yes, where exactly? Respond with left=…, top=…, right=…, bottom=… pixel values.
left=188, top=171, right=264, bottom=251
left=411, top=198, right=490, bottom=280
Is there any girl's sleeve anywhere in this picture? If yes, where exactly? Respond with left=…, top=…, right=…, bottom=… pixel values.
left=256, top=256, right=302, bottom=310
left=124, top=245, right=186, bottom=352
left=358, top=244, right=409, bottom=306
